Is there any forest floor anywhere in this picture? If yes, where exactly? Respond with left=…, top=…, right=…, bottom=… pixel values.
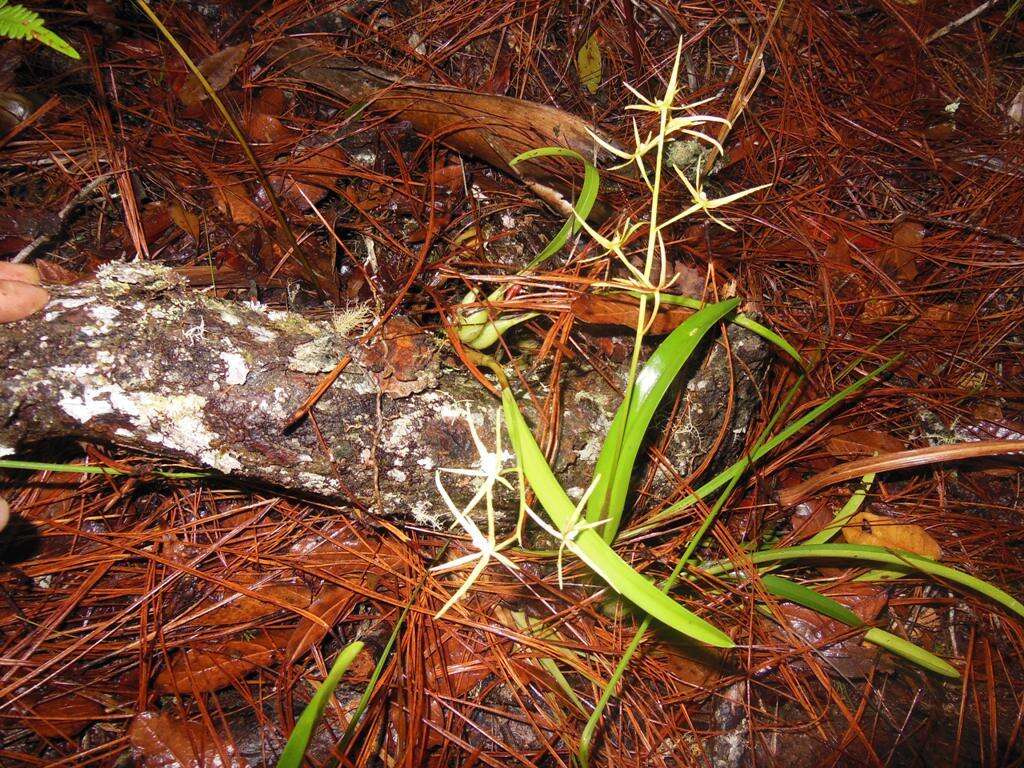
left=0, top=1, right=1022, bottom=766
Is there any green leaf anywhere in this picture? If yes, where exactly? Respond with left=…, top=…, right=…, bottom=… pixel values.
left=587, top=298, right=740, bottom=542
left=651, top=292, right=804, bottom=366
left=509, top=147, right=600, bottom=270
left=757, top=574, right=958, bottom=677
left=577, top=33, right=602, bottom=94
left=804, top=473, right=874, bottom=545
left=502, top=389, right=733, bottom=648
left=0, top=0, right=79, bottom=59
left=638, top=356, right=900, bottom=534
left=276, top=641, right=366, bottom=768
left=705, top=543, right=1024, bottom=622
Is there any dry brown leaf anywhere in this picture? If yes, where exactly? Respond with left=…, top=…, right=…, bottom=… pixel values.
left=268, top=40, right=623, bottom=202
left=842, top=510, right=942, bottom=560
left=572, top=293, right=694, bottom=335
left=33, top=258, right=83, bottom=284
left=352, top=316, right=438, bottom=397
left=285, top=587, right=358, bottom=664
left=879, top=221, right=924, bottom=281
left=168, top=201, right=201, bottom=239
left=180, top=44, right=250, bottom=109
left=190, top=570, right=313, bottom=626
left=154, top=641, right=274, bottom=695
left=826, top=428, right=905, bottom=458
left=206, top=171, right=266, bottom=226
left=14, top=691, right=104, bottom=740
left=271, top=145, right=349, bottom=211
left=129, top=710, right=250, bottom=768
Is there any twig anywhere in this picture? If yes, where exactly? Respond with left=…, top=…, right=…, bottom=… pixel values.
left=12, top=174, right=112, bottom=264
left=924, top=0, right=1000, bottom=44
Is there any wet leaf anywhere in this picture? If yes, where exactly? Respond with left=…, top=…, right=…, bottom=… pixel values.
left=271, top=146, right=349, bottom=211
left=128, top=710, right=251, bottom=768
left=286, top=587, right=358, bottom=664
left=842, top=511, right=942, bottom=560
left=577, top=33, right=602, bottom=94
left=180, top=44, right=250, bottom=109
left=352, top=316, right=437, bottom=397
left=168, top=201, right=201, bottom=240
left=572, top=292, right=694, bottom=334
left=190, top=571, right=313, bottom=626
left=880, top=221, right=924, bottom=281
left=206, top=171, right=266, bottom=226
left=155, top=641, right=274, bottom=695
left=14, top=691, right=104, bottom=739
left=826, top=428, right=905, bottom=458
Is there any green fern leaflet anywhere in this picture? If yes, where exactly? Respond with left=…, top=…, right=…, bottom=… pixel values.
left=0, top=0, right=79, bottom=59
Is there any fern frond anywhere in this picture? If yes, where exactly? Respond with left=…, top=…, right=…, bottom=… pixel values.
left=0, top=0, right=79, bottom=59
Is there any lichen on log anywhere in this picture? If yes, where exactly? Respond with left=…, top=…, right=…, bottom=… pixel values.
left=0, top=262, right=768, bottom=530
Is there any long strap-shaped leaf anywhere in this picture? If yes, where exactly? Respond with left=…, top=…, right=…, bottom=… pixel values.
left=587, top=298, right=740, bottom=542
left=502, top=389, right=733, bottom=647
left=276, top=641, right=366, bottom=768
left=758, top=574, right=958, bottom=677
left=704, top=543, right=1024, bottom=621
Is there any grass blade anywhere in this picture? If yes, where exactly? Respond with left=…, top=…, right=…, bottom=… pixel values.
left=635, top=356, right=900, bottom=535
left=587, top=298, right=740, bottom=541
left=804, top=473, right=874, bottom=545
left=276, top=641, right=366, bottom=768
left=509, top=147, right=600, bottom=270
left=502, top=389, right=732, bottom=647
left=704, top=543, right=1024, bottom=621
left=758, top=574, right=958, bottom=677
left=650, top=292, right=804, bottom=366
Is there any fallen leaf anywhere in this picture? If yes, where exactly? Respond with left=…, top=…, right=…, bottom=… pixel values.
left=842, top=510, right=942, bottom=560
left=270, top=145, right=349, bottom=211
left=168, top=201, right=201, bottom=239
left=775, top=584, right=892, bottom=678
left=286, top=587, right=358, bottom=664
left=33, top=258, right=83, bottom=284
left=577, top=33, right=602, bottom=94
left=206, top=171, right=266, bottom=226
left=572, top=292, right=694, bottom=334
left=180, top=44, right=250, bottom=109
left=826, top=428, right=905, bottom=459
left=1009, top=83, right=1024, bottom=126
left=14, top=691, right=104, bottom=739
left=189, top=570, right=313, bottom=626
left=353, top=316, right=438, bottom=397
left=879, top=221, right=924, bottom=281
left=129, top=711, right=251, bottom=768
left=154, top=641, right=274, bottom=695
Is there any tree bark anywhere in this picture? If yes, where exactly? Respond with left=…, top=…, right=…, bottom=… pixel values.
left=0, top=262, right=768, bottom=529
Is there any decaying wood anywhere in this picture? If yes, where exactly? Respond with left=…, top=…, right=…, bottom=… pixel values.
left=0, top=262, right=768, bottom=529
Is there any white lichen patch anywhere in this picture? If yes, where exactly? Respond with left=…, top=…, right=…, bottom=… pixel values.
left=95, top=261, right=183, bottom=295
left=387, top=468, right=408, bottom=482
left=85, top=305, right=120, bottom=336
left=250, top=325, right=277, bottom=343
left=298, top=471, right=341, bottom=495
left=289, top=335, right=343, bottom=374
left=0, top=443, right=14, bottom=458
left=59, top=384, right=116, bottom=422
left=57, top=377, right=241, bottom=474
left=44, top=296, right=94, bottom=322
left=219, top=352, right=249, bottom=386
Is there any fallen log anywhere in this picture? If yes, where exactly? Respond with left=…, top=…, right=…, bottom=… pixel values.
left=0, top=262, right=768, bottom=529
